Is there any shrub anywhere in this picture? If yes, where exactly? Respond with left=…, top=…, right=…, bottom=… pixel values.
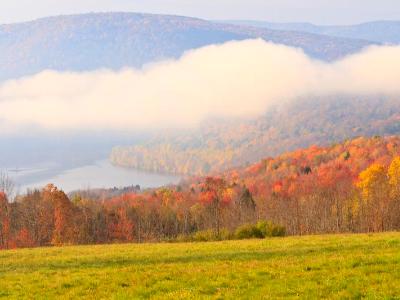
left=192, top=229, right=215, bottom=242
left=270, top=224, right=286, bottom=237
left=218, top=228, right=234, bottom=241
left=190, top=228, right=233, bottom=242
left=175, top=234, right=190, bottom=243
left=235, top=224, right=263, bottom=239
left=174, top=222, right=285, bottom=243
left=257, top=221, right=286, bottom=237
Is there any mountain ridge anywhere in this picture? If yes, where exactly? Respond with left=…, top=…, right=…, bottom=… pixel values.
left=0, top=12, right=375, bottom=81
left=219, top=20, right=400, bottom=44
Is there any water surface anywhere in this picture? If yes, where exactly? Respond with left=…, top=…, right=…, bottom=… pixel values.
left=8, top=160, right=180, bottom=193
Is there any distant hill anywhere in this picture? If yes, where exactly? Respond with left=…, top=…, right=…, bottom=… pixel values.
left=220, top=20, right=400, bottom=44
left=0, top=12, right=374, bottom=81
left=110, top=95, right=400, bottom=175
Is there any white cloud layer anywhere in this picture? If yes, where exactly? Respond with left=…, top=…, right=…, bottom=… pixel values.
left=0, top=39, right=399, bottom=132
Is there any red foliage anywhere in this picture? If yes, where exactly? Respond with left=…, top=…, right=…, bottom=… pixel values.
left=15, top=228, right=35, bottom=248
left=2, top=136, right=400, bottom=249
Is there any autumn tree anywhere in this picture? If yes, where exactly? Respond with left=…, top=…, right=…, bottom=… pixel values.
left=14, top=228, right=35, bottom=248
left=0, top=192, right=10, bottom=249
left=234, top=186, right=256, bottom=225
left=388, top=157, right=400, bottom=199
left=0, top=172, right=14, bottom=200
left=41, top=184, right=75, bottom=246
left=200, top=177, right=232, bottom=235
left=357, top=164, right=389, bottom=231
left=388, top=157, right=400, bottom=227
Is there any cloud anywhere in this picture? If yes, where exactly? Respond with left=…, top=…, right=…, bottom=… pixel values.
left=0, top=39, right=399, bottom=133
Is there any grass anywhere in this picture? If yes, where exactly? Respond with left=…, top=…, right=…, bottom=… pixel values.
left=1, top=233, right=400, bottom=299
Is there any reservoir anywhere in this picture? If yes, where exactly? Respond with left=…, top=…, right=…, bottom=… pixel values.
left=7, top=160, right=181, bottom=193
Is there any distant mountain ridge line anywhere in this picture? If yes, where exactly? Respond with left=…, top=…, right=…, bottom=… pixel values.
left=0, top=12, right=376, bottom=81
left=218, top=19, right=400, bottom=44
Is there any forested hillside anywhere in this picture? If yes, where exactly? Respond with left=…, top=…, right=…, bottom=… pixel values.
left=110, top=95, right=400, bottom=175
left=0, top=12, right=374, bottom=81
left=223, top=20, right=400, bottom=44
left=1, top=136, right=400, bottom=248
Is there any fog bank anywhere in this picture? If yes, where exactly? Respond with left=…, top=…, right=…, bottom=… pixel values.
left=0, top=39, right=399, bottom=132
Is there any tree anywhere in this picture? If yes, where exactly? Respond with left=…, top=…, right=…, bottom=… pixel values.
left=15, top=228, right=35, bottom=248
left=0, top=172, right=14, bottom=200
left=357, top=164, right=389, bottom=231
left=387, top=157, right=400, bottom=228
left=200, top=177, right=231, bottom=235
left=0, top=192, right=10, bottom=249
left=388, top=157, right=400, bottom=199
left=357, top=164, right=387, bottom=200
left=235, top=186, right=256, bottom=224
left=41, top=184, right=75, bottom=246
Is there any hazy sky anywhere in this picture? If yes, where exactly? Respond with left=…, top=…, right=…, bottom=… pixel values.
left=1, top=0, right=400, bottom=25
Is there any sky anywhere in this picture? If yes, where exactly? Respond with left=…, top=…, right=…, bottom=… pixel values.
left=1, top=0, right=400, bottom=25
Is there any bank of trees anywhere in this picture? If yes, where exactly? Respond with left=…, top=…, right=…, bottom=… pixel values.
left=111, top=96, right=400, bottom=175
left=1, top=136, right=400, bottom=249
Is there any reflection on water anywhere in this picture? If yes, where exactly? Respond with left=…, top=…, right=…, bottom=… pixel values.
left=8, top=160, right=180, bottom=193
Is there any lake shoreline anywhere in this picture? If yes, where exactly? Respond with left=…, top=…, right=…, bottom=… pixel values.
left=9, top=159, right=180, bottom=193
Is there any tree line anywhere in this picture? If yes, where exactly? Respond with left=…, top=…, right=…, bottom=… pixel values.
left=0, top=136, right=400, bottom=249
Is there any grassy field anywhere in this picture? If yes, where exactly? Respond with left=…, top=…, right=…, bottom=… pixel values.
left=1, top=233, right=400, bottom=299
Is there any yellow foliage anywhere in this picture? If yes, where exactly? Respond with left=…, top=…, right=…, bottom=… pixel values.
left=388, top=157, right=400, bottom=187
left=357, top=164, right=387, bottom=201
left=222, top=188, right=234, bottom=203
left=388, top=157, right=400, bottom=197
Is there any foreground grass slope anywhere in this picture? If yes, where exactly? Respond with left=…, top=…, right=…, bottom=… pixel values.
left=1, top=233, right=400, bottom=299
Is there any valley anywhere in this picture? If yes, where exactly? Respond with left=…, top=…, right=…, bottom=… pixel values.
left=1, top=3, right=400, bottom=298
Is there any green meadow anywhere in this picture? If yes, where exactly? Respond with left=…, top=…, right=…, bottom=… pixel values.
left=1, top=233, right=400, bottom=299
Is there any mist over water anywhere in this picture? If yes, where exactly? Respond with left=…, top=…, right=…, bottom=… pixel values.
left=9, top=160, right=180, bottom=193
left=0, top=132, right=159, bottom=192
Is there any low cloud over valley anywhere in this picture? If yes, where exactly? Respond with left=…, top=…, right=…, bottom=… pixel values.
left=0, top=39, right=399, bottom=132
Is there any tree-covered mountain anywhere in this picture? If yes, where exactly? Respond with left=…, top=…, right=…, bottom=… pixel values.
left=0, top=12, right=374, bottom=81
left=110, top=96, right=400, bottom=175
left=221, top=20, right=400, bottom=44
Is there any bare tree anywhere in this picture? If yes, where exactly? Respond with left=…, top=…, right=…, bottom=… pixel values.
left=0, top=171, right=15, bottom=200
